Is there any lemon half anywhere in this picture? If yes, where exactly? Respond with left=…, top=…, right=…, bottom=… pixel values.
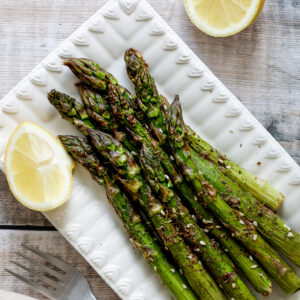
left=4, top=122, right=74, bottom=211
left=184, top=0, right=265, bottom=37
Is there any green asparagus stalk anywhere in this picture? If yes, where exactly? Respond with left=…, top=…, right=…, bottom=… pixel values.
left=88, top=129, right=226, bottom=300
left=48, top=89, right=136, bottom=152
left=139, top=143, right=257, bottom=299
left=124, top=48, right=168, bottom=144
left=108, top=83, right=183, bottom=184
left=188, top=135, right=300, bottom=268
left=106, top=81, right=273, bottom=295
left=61, top=60, right=273, bottom=294
left=64, top=58, right=118, bottom=90
left=64, top=58, right=144, bottom=117
left=59, top=135, right=197, bottom=300
left=48, top=89, right=95, bottom=135
left=124, top=48, right=284, bottom=211
left=124, top=48, right=300, bottom=266
left=160, top=93, right=300, bottom=268
left=186, top=127, right=284, bottom=211
left=106, top=82, right=260, bottom=298
left=124, top=49, right=300, bottom=267
left=69, top=67, right=270, bottom=294
left=167, top=96, right=300, bottom=295
left=178, top=182, right=271, bottom=296
left=76, top=84, right=137, bottom=153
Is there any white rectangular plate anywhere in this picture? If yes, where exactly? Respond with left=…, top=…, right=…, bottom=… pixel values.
left=0, top=0, right=299, bottom=299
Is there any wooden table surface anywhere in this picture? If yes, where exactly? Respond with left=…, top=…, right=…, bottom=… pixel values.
left=0, top=0, right=299, bottom=299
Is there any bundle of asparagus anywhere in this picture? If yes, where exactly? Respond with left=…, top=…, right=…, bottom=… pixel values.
left=47, top=49, right=300, bottom=299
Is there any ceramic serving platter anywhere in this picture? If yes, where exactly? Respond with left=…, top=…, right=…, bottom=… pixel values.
left=0, top=0, right=299, bottom=299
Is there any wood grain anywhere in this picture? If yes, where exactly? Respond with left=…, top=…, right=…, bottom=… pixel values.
left=0, top=0, right=299, bottom=299
left=0, top=0, right=299, bottom=226
left=0, top=230, right=119, bottom=300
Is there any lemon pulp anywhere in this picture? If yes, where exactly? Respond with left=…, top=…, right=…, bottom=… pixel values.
left=184, top=0, right=264, bottom=37
left=4, top=122, right=74, bottom=211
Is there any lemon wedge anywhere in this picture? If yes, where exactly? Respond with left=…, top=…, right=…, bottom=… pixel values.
left=184, top=0, right=265, bottom=37
left=4, top=122, right=74, bottom=211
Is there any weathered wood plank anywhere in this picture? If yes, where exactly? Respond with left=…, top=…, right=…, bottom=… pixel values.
left=0, top=230, right=119, bottom=300
left=0, top=0, right=299, bottom=227
left=0, top=0, right=299, bottom=164
left=0, top=1, right=299, bottom=299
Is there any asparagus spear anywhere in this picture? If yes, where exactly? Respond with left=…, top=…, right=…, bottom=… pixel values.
left=76, top=84, right=137, bottom=153
left=48, top=89, right=136, bottom=152
left=60, top=57, right=271, bottom=294
left=139, top=143, right=257, bottom=299
left=106, top=81, right=272, bottom=295
left=48, top=89, right=95, bottom=135
left=167, top=96, right=300, bottom=295
left=49, top=87, right=268, bottom=296
left=186, top=127, right=284, bottom=211
left=59, top=135, right=197, bottom=300
left=188, top=135, right=300, bottom=268
left=124, top=48, right=284, bottom=211
left=177, top=182, right=271, bottom=296
left=124, top=48, right=300, bottom=266
left=107, top=83, right=259, bottom=298
left=88, top=129, right=226, bottom=300
left=124, top=48, right=168, bottom=144
left=61, top=58, right=272, bottom=294
left=48, top=89, right=216, bottom=299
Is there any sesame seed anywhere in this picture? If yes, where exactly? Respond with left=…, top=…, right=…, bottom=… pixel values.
left=232, top=283, right=236, bottom=289
left=170, top=269, right=175, bottom=273
left=216, top=225, right=221, bottom=229
left=253, top=235, right=257, bottom=241
left=204, top=229, right=209, bottom=233
left=226, top=165, right=231, bottom=169
left=253, top=221, right=258, bottom=227
left=231, top=298, right=235, bottom=300
left=170, top=155, right=174, bottom=160
left=172, top=207, right=176, bottom=213
left=239, top=212, right=244, bottom=216
left=200, top=241, right=206, bottom=246
left=224, top=248, right=228, bottom=252
left=240, top=219, right=245, bottom=225
left=249, top=255, right=253, bottom=261
left=194, top=196, right=198, bottom=201
left=231, top=233, right=235, bottom=237
left=154, top=266, right=157, bottom=271
left=284, top=224, right=291, bottom=231
left=288, top=232, right=294, bottom=238
left=194, top=248, right=200, bottom=252
left=186, top=223, right=193, bottom=228
left=191, top=215, right=197, bottom=220
left=179, top=269, right=183, bottom=274
left=160, top=210, right=165, bottom=216
left=165, top=174, right=170, bottom=180
left=188, top=254, right=193, bottom=259
left=164, top=105, right=168, bottom=110
left=182, top=284, right=187, bottom=289
left=251, top=265, right=258, bottom=269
